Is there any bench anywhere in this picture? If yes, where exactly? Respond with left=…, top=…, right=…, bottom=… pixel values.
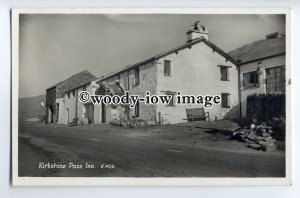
left=186, top=107, right=210, bottom=122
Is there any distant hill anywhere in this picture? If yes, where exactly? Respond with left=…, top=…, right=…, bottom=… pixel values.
left=19, top=94, right=46, bottom=121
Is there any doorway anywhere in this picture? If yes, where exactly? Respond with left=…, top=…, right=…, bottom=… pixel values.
left=84, top=103, right=94, bottom=124
left=48, top=106, right=54, bottom=123
left=66, top=108, right=69, bottom=124
left=101, top=102, right=106, bottom=123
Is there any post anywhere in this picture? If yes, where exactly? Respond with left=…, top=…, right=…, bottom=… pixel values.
left=237, top=64, right=242, bottom=118
left=75, top=89, right=78, bottom=126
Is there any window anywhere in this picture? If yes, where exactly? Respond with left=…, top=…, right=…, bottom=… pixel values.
left=220, top=66, right=229, bottom=81
left=221, top=93, right=230, bottom=108
left=243, top=71, right=259, bottom=88
left=266, top=66, right=285, bottom=93
left=164, top=60, right=171, bottom=76
left=134, top=102, right=139, bottom=118
left=134, top=68, right=140, bottom=85
left=72, top=90, right=75, bottom=97
left=67, top=92, right=70, bottom=99
left=167, top=93, right=176, bottom=107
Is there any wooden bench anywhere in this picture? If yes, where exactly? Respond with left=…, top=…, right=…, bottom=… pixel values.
left=186, top=107, right=210, bottom=122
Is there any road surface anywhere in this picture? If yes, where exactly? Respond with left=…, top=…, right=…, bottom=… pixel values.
left=18, top=124, right=285, bottom=177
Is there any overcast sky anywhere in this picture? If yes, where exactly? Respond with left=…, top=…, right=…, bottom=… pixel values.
left=19, top=14, right=285, bottom=98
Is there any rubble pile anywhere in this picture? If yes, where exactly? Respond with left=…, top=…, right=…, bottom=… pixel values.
left=231, top=123, right=277, bottom=151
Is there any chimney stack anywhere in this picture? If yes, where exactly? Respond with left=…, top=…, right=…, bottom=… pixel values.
left=186, top=21, right=208, bottom=42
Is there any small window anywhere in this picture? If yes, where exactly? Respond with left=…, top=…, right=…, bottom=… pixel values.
left=72, top=90, right=75, bottom=97
left=243, top=71, right=259, bottom=88
left=134, top=102, right=139, bottom=117
left=134, top=68, right=140, bottom=85
left=221, top=93, right=230, bottom=108
left=167, top=93, right=176, bottom=107
left=164, top=60, right=171, bottom=76
left=67, top=92, right=70, bottom=99
left=220, top=66, right=229, bottom=81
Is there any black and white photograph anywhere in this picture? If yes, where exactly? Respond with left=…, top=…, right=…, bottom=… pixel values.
left=12, top=9, right=291, bottom=186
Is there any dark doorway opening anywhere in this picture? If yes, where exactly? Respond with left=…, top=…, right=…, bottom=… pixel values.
left=48, top=105, right=54, bottom=123
left=101, top=102, right=106, bottom=123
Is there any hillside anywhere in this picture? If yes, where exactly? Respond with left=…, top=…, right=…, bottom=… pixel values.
left=19, top=94, right=46, bottom=122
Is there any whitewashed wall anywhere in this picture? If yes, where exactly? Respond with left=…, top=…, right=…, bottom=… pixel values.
left=156, top=42, right=239, bottom=124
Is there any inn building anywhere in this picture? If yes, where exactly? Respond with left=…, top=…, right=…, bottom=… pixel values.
left=45, top=21, right=286, bottom=125
left=91, top=21, right=239, bottom=124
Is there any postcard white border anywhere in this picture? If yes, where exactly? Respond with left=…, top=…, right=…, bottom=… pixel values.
left=12, top=8, right=292, bottom=186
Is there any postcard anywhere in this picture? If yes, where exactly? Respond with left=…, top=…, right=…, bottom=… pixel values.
left=12, top=8, right=292, bottom=186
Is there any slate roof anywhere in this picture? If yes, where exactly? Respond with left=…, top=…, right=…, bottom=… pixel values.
left=47, top=70, right=97, bottom=98
left=96, top=37, right=237, bottom=82
left=228, top=35, right=286, bottom=65
left=62, top=70, right=97, bottom=93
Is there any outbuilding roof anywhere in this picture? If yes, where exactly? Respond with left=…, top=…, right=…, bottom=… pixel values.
left=61, top=70, right=97, bottom=93
left=228, top=34, right=286, bottom=65
left=46, top=70, right=97, bottom=98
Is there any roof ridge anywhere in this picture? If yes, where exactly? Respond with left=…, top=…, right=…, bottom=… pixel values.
left=97, top=37, right=236, bottom=82
left=46, top=69, right=96, bottom=90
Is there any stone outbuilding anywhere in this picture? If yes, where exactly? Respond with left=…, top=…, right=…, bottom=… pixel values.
left=45, top=70, right=96, bottom=124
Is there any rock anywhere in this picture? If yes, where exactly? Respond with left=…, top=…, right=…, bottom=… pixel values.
left=248, top=143, right=261, bottom=150
left=257, top=140, right=268, bottom=146
left=257, top=141, right=276, bottom=151
left=245, top=139, right=253, bottom=144
left=261, top=132, right=271, bottom=137
left=256, top=125, right=263, bottom=129
left=250, top=124, right=256, bottom=129
left=257, top=128, right=267, bottom=134
left=261, top=142, right=276, bottom=152
left=263, top=136, right=273, bottom=142
left=232, top=131, right=238, bottom=136
left=238, top=134, right=246, bottom=142
left=267, top=129, right=274, bottom=134
left=254, top=136, right=264, bottom=141
left=246, top=132, right=256, bottom=140
left=231, top=132, right=239, bottom=140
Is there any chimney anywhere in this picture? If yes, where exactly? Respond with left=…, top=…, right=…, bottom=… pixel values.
left=186, top=21, right=208, bottom=42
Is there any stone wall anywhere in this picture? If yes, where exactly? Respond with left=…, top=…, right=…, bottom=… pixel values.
left=96, top=61, right=157, bottom=124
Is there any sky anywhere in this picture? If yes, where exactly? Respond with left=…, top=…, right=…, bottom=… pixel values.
left=19, top=14, right=285, bottom=98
